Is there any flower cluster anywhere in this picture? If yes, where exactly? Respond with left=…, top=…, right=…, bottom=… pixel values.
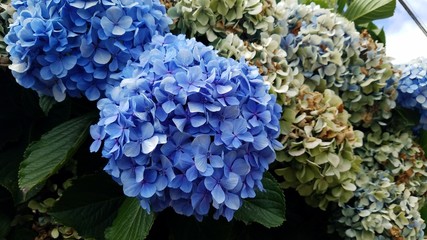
left=396, top=57, right=427, bottom=130
left=167, top=0, right=286, bottom=43
left=90, top=34, right=282, bottom=221
left=274, top=85, right=363, bottom=209
left=5, top=0, right=171, bottom=101
left=342, top=30, right=396, bottom=128
left=0, top=0, right=13, bottom=63
left=330, top=128, right=427, bottom=240
left=333, top=169, right=425, bottom=240
left=278, top=2, right=361, bottom=91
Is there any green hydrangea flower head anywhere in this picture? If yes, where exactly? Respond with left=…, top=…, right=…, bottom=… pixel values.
left=167, top=0, right=286, bottom=42
left=278, top=1, right=362, bottom=91
left=342, top=30, right=397, bottom=128
left=0, top=0, right=13, bottom=65
left=357, top=129, right=427, bottom=198
left=274, top=85, right=363, bottom=210
left=331, top=128, right=427, bottom=240
left=332, top=169, right=425, bottom=240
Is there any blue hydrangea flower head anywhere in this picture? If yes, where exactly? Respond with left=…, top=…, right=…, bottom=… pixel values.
left=5, top=0, right=171, bottom=101
left=396, top=58, right=427, bottom=129
left=90, top=33, right=282, bottom=221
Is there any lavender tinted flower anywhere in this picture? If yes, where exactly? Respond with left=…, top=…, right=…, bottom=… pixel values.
left=91, top=34, right=282, bottom=221
left=5, top=0, right=171, bottom=101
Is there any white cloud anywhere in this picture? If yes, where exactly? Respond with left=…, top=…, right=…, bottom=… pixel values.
left=385, top=21, right=427, bottom=64
left=375, top=1, right=427, bottom=64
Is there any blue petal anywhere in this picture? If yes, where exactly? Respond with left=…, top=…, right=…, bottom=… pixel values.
left=156, top=176, right=168, bottom=191
left=162, top=100, right=176, bottom=114
left=233, top=118, right=248, bottom=135
left=221, top=172, right=239, bottom=190
left=118, top=16, right=133, bottom=28
left=252, top=133, right=269, bottom=150
left=63, top=55, right=77, bottom=70
left=204, top=177, right=217, bottom=191
left=140, top=184, right=156, bottom=198
left=50, top=60, right=64, bottom=75
left=177, top=49, right=193, bottom=66
left=106, top=6, right=123, bottom=23
left=86, top=87, right=101, bottom=101
left=217, top=84, right=233, bottom=94
left=141, top=136, right=159, bottom=154
left=210, top=155, right=224, bottom=168
left=238, top=132, right=253, bottom=142
left=90, top=140, right=101, bottom=152
left=190, top=116, right=206, bottom=127
left=123, top=182, right=141, bottom=197
left=186, top=166, right=198, bottom=181
left=123, top=141, right=141, bottom=157
left=211, top=185, right=225, bottom=204
left=231, top=158, right=250, bottom=176
left=188, top=102, right=205, bottom=113
left=224, top=193, right=240, bottom=210
left=105, top=123, right=122, bottom=138
left=135, top=166, right=146, bottom=182
left=112, top=26, right=126, bottom=36
left=172, top=118, right=187, bottom=132
left=153, top=60, right=168, bottom=75
left=94, top=48, right=112, bottom=64
left=140, top=122, right=155, bottom=140
left=80, top=39, right=94, bottom=58
left=195, top=155, right=207, bottom=172
left=40, top=67, right=53, bottom=80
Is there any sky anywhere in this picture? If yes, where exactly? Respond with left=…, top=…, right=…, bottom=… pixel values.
left=375, top=0, right=427, bottom=64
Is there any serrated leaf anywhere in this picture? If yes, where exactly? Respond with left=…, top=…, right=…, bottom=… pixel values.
left=105, top=198, right=154, bottom=240
left=0, top=213, right=10, bottom=239
left=49, top=174, right=125, bottom=240
left=0, top=146, right=25, bottom=203
left=357, top=22, right=386, bottom=44
left=394, top=107, right=419, bottom=128
left=418, top=130, right=427, bottom=157
left=420, top=204, right=427, bottom=232
left=234, top=172, right=286, bottom=228
left=19, top=114, right=94, bottom=193
left=39, top=96, right=57, bottom=116
left=336, top=0, right=347, bottom=13
left=344, top=0, right=396, bottom=23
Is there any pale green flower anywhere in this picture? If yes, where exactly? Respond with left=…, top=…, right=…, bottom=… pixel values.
left=275, top=85, right=363, bottom=210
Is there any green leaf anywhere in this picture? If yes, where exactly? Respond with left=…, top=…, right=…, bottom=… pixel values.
left=357, top=22, right=386, bottom=44
left=0, top=144, right=41, bottom=204
left=418, top=130, right=427, bottom=157
left=105, top=198, right=155, bottom=240
left=38, top=96, right=57, bottom=116
left=344, top=0, right=396, bottom=23
left=0, top=213, right=10, bottom=239
left=18, top=114, right=94, bottom=193
left=336, top=0, right=347, bottom=13
left=49, top=174, right=125, bottom=240
left=420, top=204, right=427, bottom=232
left=394, top=107, right=419, bottom=128
left=234, top=172, right=286, bottom=228
left=0, top=146, right=26, bottom=203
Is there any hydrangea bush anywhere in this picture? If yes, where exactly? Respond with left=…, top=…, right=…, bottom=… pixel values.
left=90, top=33, right=282, bottom=221
left=5, top=0, right=171, bottom=101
